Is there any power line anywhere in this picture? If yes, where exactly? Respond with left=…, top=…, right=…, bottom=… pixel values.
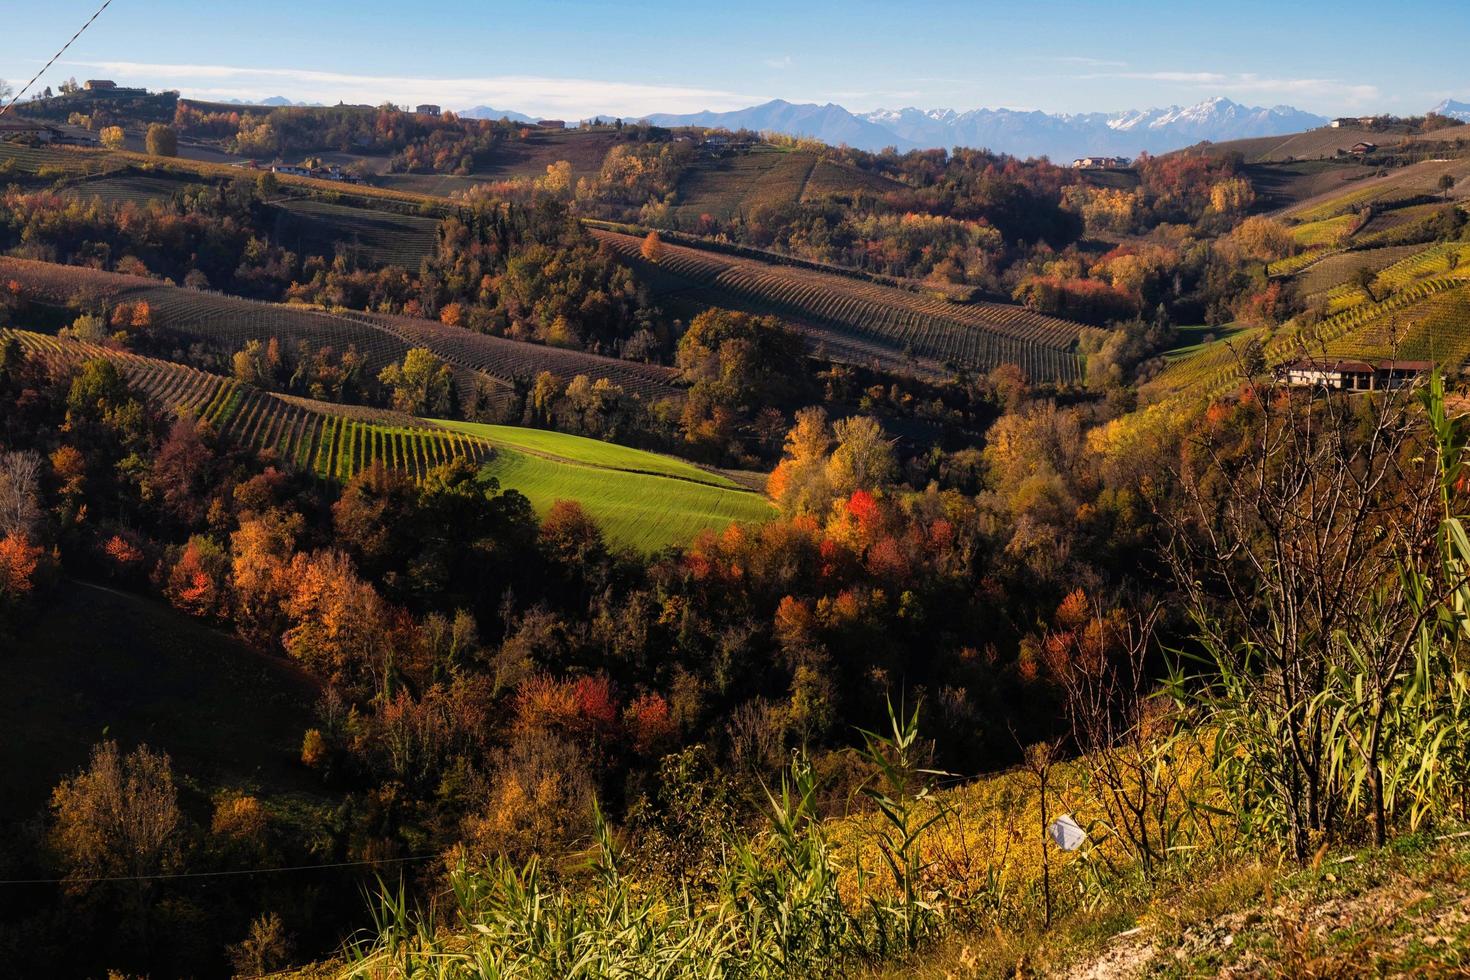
left=0, top=853, right=439, bottom=886
left=0, top=0, right=117, bottom=119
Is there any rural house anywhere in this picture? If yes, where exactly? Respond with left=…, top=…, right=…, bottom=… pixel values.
left=1350, top=141, right=1377, bottom=155
left=1281, top=357, right=1434, bottom=391
left=415, top=104, right=441, bottom=116
left=0, top=117, right=57, bottom=143
left=1071, top=156, right=1130, bottom=169
left=83, top=79, right=116, bottom=90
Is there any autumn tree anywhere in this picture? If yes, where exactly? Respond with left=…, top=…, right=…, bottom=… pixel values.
left=675, top=308, right=807, bottom=456
left=145, top=123, right=178, bottom=157
left=99, top=125, right=126, bottom=150
left=50, top=741, right=184, bottom=890
left=232, top=337, right=283, bottom=389
left=767, top=406, right=833, bottom=515
left=0, top=450, right=43, bottom=539
left=640, top=230, right=665, bottom=262
left=826, top=415, right=896, bottom=497
left=378, top=347, right=456, bottom=417
left=281, top=549, right=399, bottom=693
left=1229, top=215, right=1295, bottom=264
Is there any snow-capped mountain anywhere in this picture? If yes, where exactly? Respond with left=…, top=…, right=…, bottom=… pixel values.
left=645, top=97, right=1329, bottom=160
left=644, top=100, right=901, bottom=151
left=1431, top=98, right=1470, bottom=122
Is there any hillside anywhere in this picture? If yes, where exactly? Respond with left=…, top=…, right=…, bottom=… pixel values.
left=0, top=257, right=685, bottom=406
left=439, top=421, right=776, bottom=552
left=1, top=580, right=325, bottom=822
left=4, top=329, right=761, bottom=550
left=594, top=229, right=1086, bottom=381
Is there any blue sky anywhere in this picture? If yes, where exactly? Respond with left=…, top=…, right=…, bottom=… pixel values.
left=4, top=0, right=1466, bottom=117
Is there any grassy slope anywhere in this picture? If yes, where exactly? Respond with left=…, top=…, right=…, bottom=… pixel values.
left=882, top=827, right=1470, bottom=978
left=0, top=580, right=325, bottom=823
left=438, top=421, right=775, bottom=552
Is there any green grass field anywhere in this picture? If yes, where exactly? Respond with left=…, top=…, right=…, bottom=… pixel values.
left=438, top=421, right=775, bottom=552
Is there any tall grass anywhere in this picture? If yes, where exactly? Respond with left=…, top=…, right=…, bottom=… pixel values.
left=346, top=703, right=949, bottom=978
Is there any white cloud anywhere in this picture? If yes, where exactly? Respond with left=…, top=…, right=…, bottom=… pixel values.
left=63, top=60, right=762, bottom=116
left=765, top=55, right=794, bottom=70
left=1077, top=69, right=1380, bottom=107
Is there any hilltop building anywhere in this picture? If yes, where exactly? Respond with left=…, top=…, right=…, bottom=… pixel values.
left=415, top=104, right=442, bottom=117
left=536, top=119, right=566, bottom=130
left=83, top=79, right=116, bottom=90
left=1072, top=156, right=1130, bottom=169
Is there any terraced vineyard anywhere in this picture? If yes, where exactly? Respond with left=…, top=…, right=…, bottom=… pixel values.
left=1281, top=157, right=1470, bottom=222
left=594, top=229, right=1085, bottom=382
left=1267, top=247, right=1339, bottom=278
left=2, top=329, right=492, bottom=483
left=800, top=159, right=903, bottom=201
left=62, top=173, right=200, bottom=207
left=1, top=330, right=752, bottom=550
left=270, top=198, right=441, bottom=269
left=1289, top=213, right=1359, bottom=248
left=343, top=310, right=684, bottom=402
left=1145, top=276, right=1470, bottom=403
left=1292, top=245, right=1423, bottom=295
left=0, top=141, right=122, bottom=178
left=667, top=150, right=817, bottom=226
left=1354, top=202, right=1462, bottom=247
left=0, top=258, right=685, bottom=405
left=1301, top=243, right=1470, bottom=316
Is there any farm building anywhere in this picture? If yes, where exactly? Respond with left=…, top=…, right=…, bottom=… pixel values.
left=536, top=119, right=566, bottom=130
left=1281, top=357, right=1433, bottom=391
left=0, top=117, right=57, bottom=143
left=1350, top=141, right=1378, bottom=155
left=415, top=104, right=441, bottom=116
left=1072, top=156, right=1130, bottom=169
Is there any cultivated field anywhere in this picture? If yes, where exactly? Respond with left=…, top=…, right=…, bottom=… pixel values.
left=1144, top=275, right=1470, bottom=403
left=0, top=258, right=685, bottom=405
left=1292, top=244, right=1424, bottom=295
left=439, top=421, right=776, bottom=552
left=4, top=329, right=495, bottom=484
left=4, top=329, right=752, bottom=550
left=594, top=229, right=1086, bottom=382
left=1279, top=157, right=1470, bottom=221
left=666, top=149, right=816, bottom=225
left=801, top=159, right=905, bottom=200
left=467, top=128, right=624, bottom=181
left=1196, top=126, right=1399, bottom=164
left=269, top=197, right=441, bottom=268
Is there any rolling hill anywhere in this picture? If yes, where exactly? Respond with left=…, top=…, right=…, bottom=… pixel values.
left=4, top=329, right=765, bottom=551
left=438, top=421, right=776, bottom=552
left=0, top=257, right=685, bottom=407
left=1, top=579, right=325, bottom=822
left=593, top=228, right=1086, bottom=382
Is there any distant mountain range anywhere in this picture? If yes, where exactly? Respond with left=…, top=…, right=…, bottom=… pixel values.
left=458, top=106, right=539, bottom=124
left=1432, top=98, right=1470, bottom=122
left=642, top=97, right=1332, bottom=160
